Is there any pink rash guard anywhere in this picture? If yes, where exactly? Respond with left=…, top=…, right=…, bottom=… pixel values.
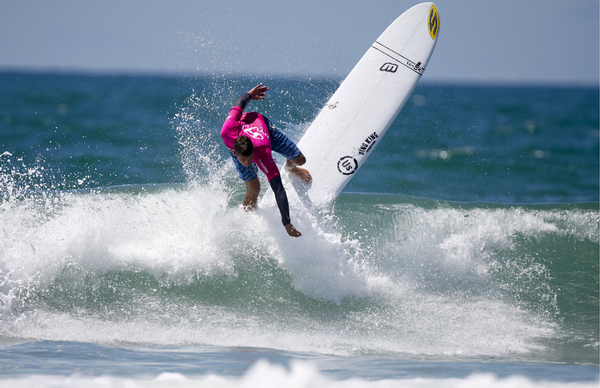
left=221, top=107, right=280, bottom=181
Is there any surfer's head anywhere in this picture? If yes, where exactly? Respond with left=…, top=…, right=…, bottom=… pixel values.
left=233, top=135, right=254, bottom=167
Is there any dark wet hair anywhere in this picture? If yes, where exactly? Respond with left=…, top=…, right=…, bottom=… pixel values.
left=234, top=135, right=254, bottom=157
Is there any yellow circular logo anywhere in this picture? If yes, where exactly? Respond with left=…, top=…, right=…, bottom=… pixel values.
left=428, top=5, right=439, bottom=40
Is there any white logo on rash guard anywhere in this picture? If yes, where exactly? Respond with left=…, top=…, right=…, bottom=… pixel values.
left=243, top=126, right=267, bottom=140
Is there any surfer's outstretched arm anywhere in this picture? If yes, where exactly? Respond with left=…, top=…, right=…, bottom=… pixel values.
left=234, top=84, right=269, bottom=111
left=269, top=175, right=301, bottom=237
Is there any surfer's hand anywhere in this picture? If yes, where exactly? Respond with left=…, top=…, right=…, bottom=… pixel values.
left=284, top=223, right=302, bottom=237
left=249, top=84, right=269, bottom=100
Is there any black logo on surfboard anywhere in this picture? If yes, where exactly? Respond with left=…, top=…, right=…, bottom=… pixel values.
left=357, top=132, right=378, bottom=155
left=380, top=63, right=398, bottom=73
left=337, top=156, right=358, bottom=175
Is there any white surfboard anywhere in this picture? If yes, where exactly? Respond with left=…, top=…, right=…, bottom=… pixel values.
left=285, top=2, right=440, bottom=207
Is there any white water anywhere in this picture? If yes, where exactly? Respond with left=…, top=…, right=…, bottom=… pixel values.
left=2, top=181, right=595, bottom=360
left=2, top=360, right=597, bottom=388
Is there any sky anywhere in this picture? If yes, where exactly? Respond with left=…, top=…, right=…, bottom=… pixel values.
left=1, top=0, right=598, bottom=85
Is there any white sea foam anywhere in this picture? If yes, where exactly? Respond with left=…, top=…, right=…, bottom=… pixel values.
left=1, top=360, right=597, bottom=388
left=0, top=181, right=595, bottom=359
left=239, top=202, right=370, bottom=303
left=1, top=187, right=234, bottom=285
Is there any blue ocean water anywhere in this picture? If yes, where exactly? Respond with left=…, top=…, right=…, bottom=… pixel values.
left=0, top=71, right=598, bottom=387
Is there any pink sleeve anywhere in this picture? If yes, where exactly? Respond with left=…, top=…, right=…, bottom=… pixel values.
left=220, top=107, right=243, bottom=151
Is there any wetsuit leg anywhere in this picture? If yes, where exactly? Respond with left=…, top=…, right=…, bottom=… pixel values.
left=264, top=117, right=302, bottom=160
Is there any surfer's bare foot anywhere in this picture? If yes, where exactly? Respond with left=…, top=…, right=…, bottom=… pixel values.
left=292, top=166, right=312, bottom=184
left=285, top=161, right=312, bottom=184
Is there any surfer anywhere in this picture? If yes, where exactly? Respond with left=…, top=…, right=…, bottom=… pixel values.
left=221, top=84, right=311, bottom=238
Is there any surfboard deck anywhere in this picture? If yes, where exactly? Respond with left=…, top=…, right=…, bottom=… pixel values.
left=284, top=2, right=440, bottom=208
